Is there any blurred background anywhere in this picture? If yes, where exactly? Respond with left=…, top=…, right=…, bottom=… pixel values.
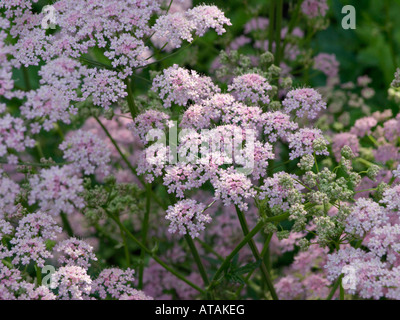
left=182, top=0, right=400, bottom=117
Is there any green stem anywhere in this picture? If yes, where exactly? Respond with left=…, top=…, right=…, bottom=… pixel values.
left=210, top=211, right=289, bottom=291
left=196, top=238, right=224, bottom=261
left=340, top=281, right=345, bottom=300
left=60, top=212, right=74, bottom=237
left=116, top=214, right=131, bottom=267
left=326, top=275, right=342, bottom=300
left=367, top=135, right=379, bottom=147
left=234, top=232, right=274, bottom=299
left=235, top=206, right=279, bottom=300
left=314, top=152, right=320, bottom=173
left=356, top=157, right=376, bottom=167
left=93, top=116, right=167, bottom=210
left=138, top=184, right=151, bottom=289
left=79, top=57, right=113, bottom=70
left=1, top=260, right=13, bottom=268
left=355, top=188, right=377, bottom=194
left=124, top=79, right=139, bottom=118
left=262, top=232, right=273, bottom=271
left=281, top=0, right=303, bottom=56
left=210, top=221, right=263, bottom=288
left=106, top=210, right=205, bottom=295
left=23, top=67, right=31, bottom=91
left=184, top=234, right=213, bottom=299
left=0, top=160, right=69, bottom=167
left=268, top=0, right=276, bottom=53
left=94, top=116, right=134, bottom=173
left=36, top=265, right=42, bottom=287
left=36, top=142, right=45, bottom=159
left=137, top=38, right=197, bottom=70
left=275, top=0, right=283, bottom=65
left=385, top=0, right=397, bottom=69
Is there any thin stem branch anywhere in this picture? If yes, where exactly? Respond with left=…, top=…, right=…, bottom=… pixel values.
left=60, top=212, right=74, bottom=237
left=185, top=234, right=213, bottom=299
left=195, top=238, right=224, bottom=261
left=234, top=232, right=273, bottom=298
left=235, top=206, right=278, bottom=300
left=107, top=210, right=205, bottom=295
left=268, top=0, right=275, bottom=53
left=275, top=0, right=283, bottom=65
left=326, top=275, right=342, bottom=300
left=209, top=211, right=288, bottom=294
left=124, top=78, right=139, bottom=118
left=117, top=214, right=131, bottom=267
left=23, top=67, right=31, bottom=91
left=35, top=265, right=42, bottom=287
left=138, top=184, right=151, bottom=289
left=93, top=115, right=167, bottom=210
left=340, top=281, right=345, bottom=300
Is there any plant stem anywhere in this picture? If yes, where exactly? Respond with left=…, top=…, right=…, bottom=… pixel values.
left=210, top=211, right=289, bottom=291
left=124, top=78, right=139, bottom=118
left=281, top=0, right=303, bottom=56
left=23, top=67, right=31, bottom=91
left=385, top=0, right=397, bottom=69
left=355, top=188, right=377, bottom=194
left=115, top=214, right=131, bottom=267
left=185, top=234, right=214, bottom=299
left=326, top=275, right=342, bottom=300
left=36, top=142, right=45, bottom=159
left=340, top=281, right=345, bottom=300
left=136, top=40, right=197, bottom=71
left=35, top=265, right=42, bottom=287
left=93, top=115, right=167, bottom=210
left=196, top=238, right=224, bottom=261
left=138, top=184, right=151, bottom=289
left=367, top=135, right=379, bottom=147
left=356, top=157, right=376, bottom=167
left=235, top=206, right=279, bottom=300
left=106, top=210, right=205, bottom=295
left=275, top=0, right=283, bottom=65
left=93, top=116, right=135, bottom=173
left=234, top=232, right=274, bottom=298
left=60, top=212, right=74, bottom=237
left=268, top=0, right=275, bottom=53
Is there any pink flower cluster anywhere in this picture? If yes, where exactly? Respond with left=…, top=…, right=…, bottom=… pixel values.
left=59, top=130, right=111, bottom=176
left=345, top=198, right=388, bottom=237
left=10, top=212, right=62, bottom=267
left=152, top=5, right=231, bottom=49
left=228, top=73, right=272, bottom=105
left=332, top=133, right=359, bottom=162
left=55, top=238, right=98, bottom=269
left=92, top=268, right=147, bottom=300
left=314, top=53, right=339, bottom=79
left=129, top=110, right=171, bottom=144
left=350, top=116, right=378, bottom=137
left=287, top=128, right=329, bottom=160
left=0, top=174, right=20, bottom=218
left=152, top=64, right=220, bottom=108
left=165, top=199, right=211, bottom=239
left=213, top=168, right=256, bottom=211
left=282, top=88, right=327, bottom=120
left=301, top=0, right=329, bottom=18
left=28, top=166, right=85, bottom=215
